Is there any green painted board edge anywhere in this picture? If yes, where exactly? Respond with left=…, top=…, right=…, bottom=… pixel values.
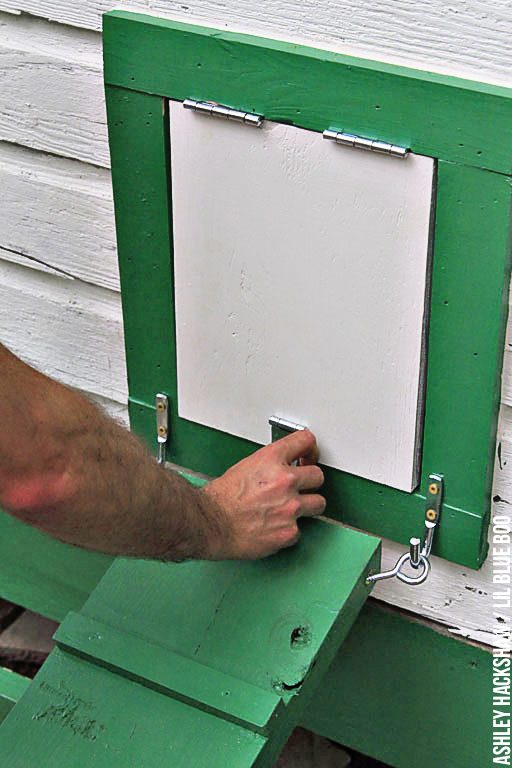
left=103, top=10, right=512, bottom=174
left=0, top=511, right=112, bottom=621
left=104, top=60, right=512, bottom=568
left=304, top=602, right=495, bottom=768
left=0, top=667, right=30, bottom=723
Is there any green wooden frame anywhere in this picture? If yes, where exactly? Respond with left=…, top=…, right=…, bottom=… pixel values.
left=103, top=10, right=512, bottom=569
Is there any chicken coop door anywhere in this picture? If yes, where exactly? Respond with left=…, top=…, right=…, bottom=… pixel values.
left=170, top=102, right=434, bottom=492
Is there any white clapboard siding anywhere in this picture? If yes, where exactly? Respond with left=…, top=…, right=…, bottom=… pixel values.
left=0, top=13, right=109, bottom=166
left=0, top=1, right=510, bottom=85
left=89, top=393, right=129, bottom=426
left=500, top=303, right=512, bottom=406
left=0, top=142, right=119, bottom=289
left=0, top=260, right=127, bottom=404
left=501, top=352, right=512, bottom=407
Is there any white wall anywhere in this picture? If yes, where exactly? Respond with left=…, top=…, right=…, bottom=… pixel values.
left=0, top=2, right=510, bottom=647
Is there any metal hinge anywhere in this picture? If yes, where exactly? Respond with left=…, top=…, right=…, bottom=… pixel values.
left=183, top=98, right=264, bottom=127
left=366, top=473, right=444, bottom=586
left=155, top=393, right=169, bottom=465
left=323, top=129, right=409, bottom=159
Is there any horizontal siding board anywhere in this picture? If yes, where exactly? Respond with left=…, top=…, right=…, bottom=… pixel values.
left=0, top=1, right=510, bottom=85
left=0, top=260, right=127, bottom=404
left=0, top=142, right=119, bottom=289
left=0, top=13, right=109, bottom=166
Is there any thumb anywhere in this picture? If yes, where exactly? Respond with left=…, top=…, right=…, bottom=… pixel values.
left=273, top=429, right=319, bottom=465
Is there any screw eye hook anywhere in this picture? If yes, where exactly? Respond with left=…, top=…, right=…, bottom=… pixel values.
left=366, top=474, right=443, bottom=587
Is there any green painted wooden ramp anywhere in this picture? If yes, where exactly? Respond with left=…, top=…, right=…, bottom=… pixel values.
left=0, top=667, right=30, bottom=723
left=0, top=519, right=379, bottom=766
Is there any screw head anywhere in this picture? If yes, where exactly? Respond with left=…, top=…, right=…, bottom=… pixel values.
left=426, top=508, right=437, bottom=522
left=157, top=402, right=166, bottom=411
left=428, top=482, right=439, bottom=495
left=158, top=426, right=167, bottom=437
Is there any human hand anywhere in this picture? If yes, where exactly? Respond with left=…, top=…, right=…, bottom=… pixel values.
left=203, top=430, right=325, bottom=560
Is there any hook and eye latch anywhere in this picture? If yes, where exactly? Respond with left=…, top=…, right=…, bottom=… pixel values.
left=366, top=473, right=444, bottom=587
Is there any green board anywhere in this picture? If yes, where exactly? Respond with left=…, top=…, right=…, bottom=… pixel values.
left=0, top=667, right=30, bottom=723
left=103, top=11, right=512, bottom=568
left=0, top=511, right=111, bottom=622
left=307, top=603, right=494, bottom=768
left=0, top=520, right=380, bottom=767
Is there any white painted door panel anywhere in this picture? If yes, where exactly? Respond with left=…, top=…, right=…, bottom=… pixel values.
left=169, top=102, right=434, bottom=492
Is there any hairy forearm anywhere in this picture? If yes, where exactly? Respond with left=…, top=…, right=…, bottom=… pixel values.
left=0, top=345, right=227, bottom=560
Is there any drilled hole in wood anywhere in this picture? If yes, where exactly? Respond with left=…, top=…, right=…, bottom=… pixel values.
left=290, top=625, right=311, bottom=648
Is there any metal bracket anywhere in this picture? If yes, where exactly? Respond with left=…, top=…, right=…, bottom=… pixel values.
left=155, top=393, right=169, bottom=465
left=323, top=129, right=409, bottom=159
left=366, top=473, right=444, bottom=586
left=269, top=416, right=306, bottom=466
left=183, top=98, right=264, bottom=127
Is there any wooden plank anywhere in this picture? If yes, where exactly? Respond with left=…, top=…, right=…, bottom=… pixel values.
left=103, top=11, right=512, bottom=173
left=171, top=104, right=434, bottom=492
left=0, top=13, right=109, bottom=166
left=0, top=601, right=495, bottom=768
left=0, top=142, right=119, bottom=290
left=105, top=89, right=177, bottom=402
left=304, top=602, right=494, bottom=768
left=0, top=512, right=112, bottom=621
left=1, top=1, right=511, bottom=90
left=0, top=520, right=380, bottom=766
left=79, top=521, right=379, bottom=697
left=55, top=612, right=286, bottom=733
left=0, top=667, right=29, bottom=723
left=0, top=0, right=114, bottom=30
left=420, top=162, right=511, bottom=533
left=0, top=260, right=127, bottom=404
left=2, top=648, right=271, bottom=766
